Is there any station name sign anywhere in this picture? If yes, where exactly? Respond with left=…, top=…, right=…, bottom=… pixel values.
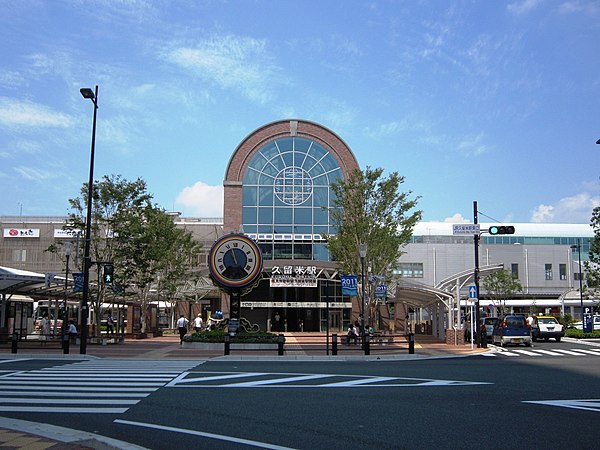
left=452, top=224, right=480, bottom=235
left=270, top=265, right=318, bottom=288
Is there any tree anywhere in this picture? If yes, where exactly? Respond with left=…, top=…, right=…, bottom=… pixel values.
left=481, top=269, right=523, bottom=315
left=585, top=206, right=600, bottom=288
left=325, top=167, right=422, bottom=325
left=67, top=174, right=200, bottom=335
left=113, top=205, right=201, bottom=333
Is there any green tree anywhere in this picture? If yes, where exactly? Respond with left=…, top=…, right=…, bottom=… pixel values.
left=67, top=174, right=200, bottom=335
left=482, top=269, right=523, bottom=315
left=325, top=167, right=421, bottom=325
left=113, top=205, right=201, bottom=334
left=585, top=206, right=600, bottom=289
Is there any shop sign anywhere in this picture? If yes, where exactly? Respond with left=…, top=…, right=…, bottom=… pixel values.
left=241, top=301, right=351, bottom=308
left=270, top=265, right=318, bottom=287
left=54, top=229, right=83, bottom=238
left=3, top=228, right=40, bottom=238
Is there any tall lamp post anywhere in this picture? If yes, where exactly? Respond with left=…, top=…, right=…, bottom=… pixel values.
left=359, top=243, right=367, bottom=348
left=571, top=239, right=584, bottom=321
left=80, top=86, right=98, bottom=355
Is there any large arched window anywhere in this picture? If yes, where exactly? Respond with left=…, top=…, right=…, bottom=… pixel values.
left=241, top=137, right=342, bottom=260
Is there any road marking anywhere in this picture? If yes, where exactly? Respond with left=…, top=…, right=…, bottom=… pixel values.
left=166, top=371, right=491, bottom=388
left=115, top=419, right=297, bottom=450
left=512, top=350, right=542, bottom=356
left=524, top=399, right=600, bottom=413
left=530, top=349, right=565, bottom=356
left=0, top=359, right=198, bottom=414
left=550, top=349, right=588, bottom=356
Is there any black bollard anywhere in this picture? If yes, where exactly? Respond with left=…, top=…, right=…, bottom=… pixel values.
left=224, top=334, right=230, bottom=355
left=364, top=334, right=370, bottom=356
left=11, top=332, right=18, bottom=354
left=63, top=332, right=70, bottom=354
left=277, top=334, right=285, bottom=356
left=408, top=332, right=415, bottom=354
left=332, top=333, right=338, bottom=356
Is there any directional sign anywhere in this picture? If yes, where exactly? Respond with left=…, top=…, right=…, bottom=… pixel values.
left=452, top=224, right=481, bottom=235
left=468, top=285, right=478, bottom=300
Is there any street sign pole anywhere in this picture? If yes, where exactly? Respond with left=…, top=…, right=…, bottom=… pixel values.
left=473, top=201, right=481, bottom=348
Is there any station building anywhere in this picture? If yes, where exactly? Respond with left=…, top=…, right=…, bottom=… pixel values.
left=0, top=119, right=597, bottom=341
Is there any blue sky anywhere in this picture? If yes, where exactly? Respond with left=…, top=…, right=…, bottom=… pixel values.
left=1, top=0, right=599, bottom=224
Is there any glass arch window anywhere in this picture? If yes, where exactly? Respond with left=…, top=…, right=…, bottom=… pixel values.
left=242, top=137, right=342, bottom=260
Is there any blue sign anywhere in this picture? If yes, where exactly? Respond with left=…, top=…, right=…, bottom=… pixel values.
left=340, top=275, right=358, bottom=296
left=583, top=307, right=593, bottom=333
left=73, top=272, right=84, bottom=293
left=468, top=285, right=477, bottom=299
left=375, top=284, right=387, bottom=299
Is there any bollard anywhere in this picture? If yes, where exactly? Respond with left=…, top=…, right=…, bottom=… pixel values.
left=63, top=332, right=70, bottom=354
left=332, top=333, right=338, bottom=356
left=408, top=332, right=415, bottom=354
left=224, top=334, right=230, bottom=355
left=277, top=334, right=285, bottom=356
left=11, top=332, right=18, bottom=354
left=364, top=334, right=370, bottom=356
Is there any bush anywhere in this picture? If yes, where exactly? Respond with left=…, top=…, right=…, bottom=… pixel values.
left=183, top=330, right=279, bottom=343
left=565, top=328, right=600, bottom=339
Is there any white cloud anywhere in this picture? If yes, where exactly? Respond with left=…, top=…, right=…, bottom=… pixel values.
left=176, top=182, right=223, bottom=217
left=444, top=213, right=470, bottom=223
left=164, top=35, right=279, bottom=104
left=457, top=133, right=490, bottom=157
left=507, top=0, right=542, bottom=16
left=0, top=97, right=73, bottom=128
left=531, top=192, right=600, bottom=223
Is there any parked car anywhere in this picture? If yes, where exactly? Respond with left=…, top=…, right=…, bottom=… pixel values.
left=464, top=317, right=497, bottom=342
left=492, top=315, right=532, bottom=347
left=531, top=315, right=564, bottom=342
left=572, top=315, right=600, bottom=331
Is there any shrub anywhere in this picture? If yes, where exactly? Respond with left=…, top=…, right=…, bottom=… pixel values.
left=565, top=328, right=600, bottom=339
left=183, top=330, right=279, bottom=343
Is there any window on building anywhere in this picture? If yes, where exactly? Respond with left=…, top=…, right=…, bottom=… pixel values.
left=511, top=263, right=519, bottom=279
left=12, top=249, right=26, bottom=262
left=395, top=263, right=424, bottom=278
left=545, top=264, right=553, bottom=280
left=559, top=264, right=567, bottom=280
left=574, top=272, right=584, bottom=281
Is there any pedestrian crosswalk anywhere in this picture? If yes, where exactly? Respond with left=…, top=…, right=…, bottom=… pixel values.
left=493, top=346, right=600, bottom=358
left=0, top=359, right=198, bottom=413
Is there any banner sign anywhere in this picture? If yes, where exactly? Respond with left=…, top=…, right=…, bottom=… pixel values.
left=54, top=229, right=82, bottom=238
left=375, top=284, right=387, bottom=299
left=269, top=265, right=318, bottom=288
left=3, top=228, right=40, bottom=238
left=340, top=275, right=358, bottom=296
left=73, top=272, right=84, bottom=292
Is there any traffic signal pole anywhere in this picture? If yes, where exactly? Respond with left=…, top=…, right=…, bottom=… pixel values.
left=473, top=201, right=481, bottom=348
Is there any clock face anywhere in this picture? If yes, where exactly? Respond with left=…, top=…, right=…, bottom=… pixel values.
left=208, top=234, right=263, bottom=289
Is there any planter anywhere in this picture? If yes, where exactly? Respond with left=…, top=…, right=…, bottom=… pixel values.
left=182, top=342, right=279, bottom=350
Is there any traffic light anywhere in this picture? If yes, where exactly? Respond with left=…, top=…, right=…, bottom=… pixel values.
left=488, top=225, right=515, bottom=235
left=103, top=264, right=114, bottom=284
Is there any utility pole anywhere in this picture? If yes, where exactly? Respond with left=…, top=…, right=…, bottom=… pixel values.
left=473, top=201, right=481, bottom=348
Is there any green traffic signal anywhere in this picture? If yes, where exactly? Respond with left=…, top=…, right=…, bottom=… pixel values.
left=103, top=264, right=114, bottom=284
left=488, top=225, right=515, bottom=235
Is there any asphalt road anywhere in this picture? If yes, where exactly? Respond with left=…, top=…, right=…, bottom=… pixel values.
left=1, top=341, right=600, bottom=450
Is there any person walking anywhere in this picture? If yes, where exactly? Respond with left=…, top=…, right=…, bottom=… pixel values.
left=193, top=314, right=204, bottom=332
left=39, top=314, right=51, bottom=345
left=176, top=315, right=189, bottom=344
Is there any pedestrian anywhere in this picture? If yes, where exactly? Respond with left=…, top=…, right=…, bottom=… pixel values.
left=68, top=320, right=78, bottom=344
left=176, top=315, right=189, bottom=344
left=106, top=312, right=114, bottom=334
left=39, top=314, right=51, bottom=344
left=193, top=314, right=203, bottom=332
left=347, top=324, right=358, bottom=344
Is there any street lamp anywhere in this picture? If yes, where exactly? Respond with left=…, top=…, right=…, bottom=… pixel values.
left=359, top=243, right=367, bottom=349
left=570, top=240, right=584, bottom=321
left=80, top=86, right=98, bottom=355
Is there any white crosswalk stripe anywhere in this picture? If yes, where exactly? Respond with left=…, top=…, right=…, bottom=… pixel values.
left=0, top=360, right=198, bottom=414
left=495, top=347, right=600, bottom=358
